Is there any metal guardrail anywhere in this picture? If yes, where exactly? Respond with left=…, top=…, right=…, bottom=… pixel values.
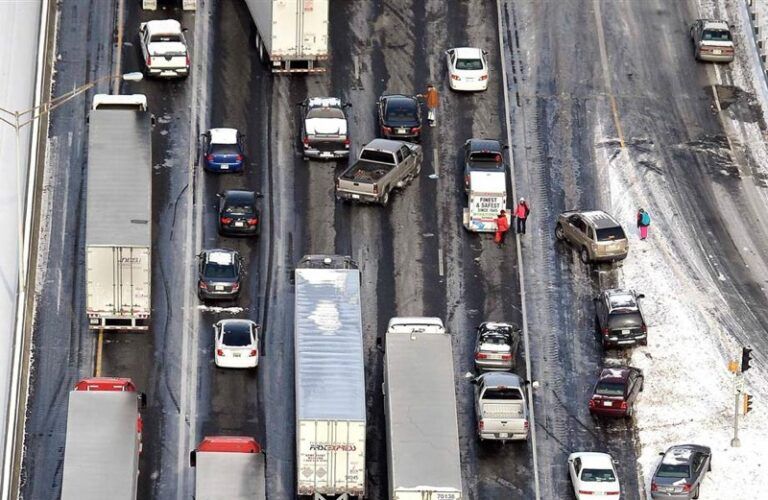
left=745, top=0, right=768, bottom=83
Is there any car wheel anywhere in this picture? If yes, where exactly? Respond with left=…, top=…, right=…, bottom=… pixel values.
left=708, top=459, right=712, bottom=472
left=555, top=223, right=565, bottom=241
left=692, top=484, right=700, bottom=499
left=380, top=190, right=390, bottom=206
left=580, top=247, right=591, bottom=264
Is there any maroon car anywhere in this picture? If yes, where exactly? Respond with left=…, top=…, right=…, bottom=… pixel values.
left=588, top=366, right=644, bottom=418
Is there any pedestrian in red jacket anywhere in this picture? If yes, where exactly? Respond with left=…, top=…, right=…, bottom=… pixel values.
left=495, top=210, right=510, bottom=247
left=515, top=198, right=530, bottom=234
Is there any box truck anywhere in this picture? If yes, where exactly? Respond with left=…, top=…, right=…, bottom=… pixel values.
left=190, top=436, right=266, bottom=500
left=60, top=378, right=146, bottom=500
left=244, top=0, right=329, bottom=73
left=85, top=95, right=152, bottom=331
left=294, top=255, right=366, bottom=499
left=383, top=317, right=463, bottom=500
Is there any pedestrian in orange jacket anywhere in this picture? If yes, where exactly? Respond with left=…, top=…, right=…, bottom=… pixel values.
left=419, top=84, right=439, bottom=127
left=495, top=210, right=510, bottom=247
left=515, top=198, right=530, bottom=234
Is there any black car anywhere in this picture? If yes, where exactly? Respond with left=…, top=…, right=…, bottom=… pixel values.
left=197, top=249, right=243, bottom=301
left=594, top=289, right=647, bottom=348
left=377, top=94, right=422, bottom=141
left=463, top=139, right=507, bottom=192
left=217, top=190, right=260, bottom=237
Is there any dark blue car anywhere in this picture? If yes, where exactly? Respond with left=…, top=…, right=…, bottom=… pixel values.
left=203, top=128, right=245, bottom=173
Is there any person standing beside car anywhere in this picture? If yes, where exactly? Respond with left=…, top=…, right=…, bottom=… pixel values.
left=637, top=208, right=651, bottom=240
left=418, top=84, right=439, bottom=127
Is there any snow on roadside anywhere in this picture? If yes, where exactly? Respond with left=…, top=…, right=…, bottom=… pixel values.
left=595, top=118, right=768, bottom=498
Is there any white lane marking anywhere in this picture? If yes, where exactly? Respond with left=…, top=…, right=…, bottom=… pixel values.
left=112, top=0, right=125, bottom=94
left=494, top=1, right=541, bottom=499
left=593, top=0, right=626, bottom=149
left=433, top=146, right=439, bottom=176
left=438, top=248, right=444, bottom=277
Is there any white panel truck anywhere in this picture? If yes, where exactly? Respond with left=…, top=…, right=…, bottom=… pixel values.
left=383, top=317, right=463, bottom=500
left=85, top=95, right=152, bottom=331
left=244, top=0, right=329, bottom=73
left=60, top=378, right=146, bottom=500
left=190, top=436, right=266, bottom=500
left=294, top=255, right=366, bottom=499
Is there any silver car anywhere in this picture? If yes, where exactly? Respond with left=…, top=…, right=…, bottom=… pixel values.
left=473, top=322, right=520, bottom=371
left=555, top=210, right=628, bottom=264
left=690, top=19, right=734, bottom=63
left=651, top=444, right=712, bottom=499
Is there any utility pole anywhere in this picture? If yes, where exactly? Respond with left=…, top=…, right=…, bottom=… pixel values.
left=731, top=346, right=753, bottom=447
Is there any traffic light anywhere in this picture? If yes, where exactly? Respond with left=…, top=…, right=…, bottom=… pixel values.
left=743, top=393, right=753, bottom=415
left=741, top=347, right=753, bottom=373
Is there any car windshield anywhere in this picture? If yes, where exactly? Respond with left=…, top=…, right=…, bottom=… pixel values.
left=480, top=333, right=510, bottom=346
left=581, top=468, right=616, bottom=482
left=703, top=29, right=732, bottom=42
left=595, top=381, right=626, bottom=397
left=210, top=143, right=240, bottom=156
left=656, top=463, right=690, bottom=479
left=203, top=262, right=236, bottom=279
left=596, top=226, right=626, bottom=241
left=224, top=203, right=254, bottom=215
left=386, top=104, right=417, bottom=122
left=150, top=33, right=182, bottom=43
left=456, top=58, right=484, bottom=70
left=222, top=325, right=252, bottom=346
left=307, top=107, right=345, bottom=119
left=607, top=312, right=642, bottom=330
left=483, top=387, right=523, bottom=400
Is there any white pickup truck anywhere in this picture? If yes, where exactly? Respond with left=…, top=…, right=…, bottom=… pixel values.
left=472, top=372, right=529, bottom=442
left=139, top=20, right=189, bottom=78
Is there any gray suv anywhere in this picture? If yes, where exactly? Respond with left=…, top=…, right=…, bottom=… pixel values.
left=555, top=210, right=628, bottom=263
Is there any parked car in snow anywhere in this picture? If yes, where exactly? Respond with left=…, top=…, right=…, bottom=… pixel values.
left=567, top=452, right=621, bottom=499
left=588, top=366, right=644, bottom=418
left=139, top=19, right=189, bottom=78
left=202, top=128, right=246, bottom=173
left=377, top=94, right=422, bottom=142
left=217, top=190, right=260, bottom=237
left=197, top=249, right=243, bottom=301
left=445, top=47, right=489, bottom=91
left=690, top=19, right=734, bottom=63
left=299, top=97, right=351, bottom=160
left=473, top=322, right=520, bottom=372
left=594, top=289, right=647, bottom=349
left=214, top=319, right=259, bottom=369
left=650, top=444, right=712, bottom=499
left=555, top=210, right=628, bottom=264
left=470, top=372, right=529, bottom=442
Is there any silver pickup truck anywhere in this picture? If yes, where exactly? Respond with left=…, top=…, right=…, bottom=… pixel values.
left=335, top=139, right=423, bottom=206
left=472, top=372, right=529, bottom=442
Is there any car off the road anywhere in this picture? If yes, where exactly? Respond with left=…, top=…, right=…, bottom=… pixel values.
left=594, top=288, right=648, bottom=348
left=197, top=249, right=243, bottom=301
left=139, top=19, right=189, bottom=78
left=690, top=19, right=734, bottom=63
left=555, top=210, right=629, bottom=264
left=299, top=97, right=351, bottom=160
left=567, top=452, right=621, bottom=499
left=445, top=47, right=489, bottom=91
left=651, top=445, right=712, bottom=499
left=213, top=319, right=259, bottom=369
left=588, top=366, right=644, bottom=418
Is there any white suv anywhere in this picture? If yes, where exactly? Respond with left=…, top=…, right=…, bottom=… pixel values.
left=139, top=20, right=189, bottom=78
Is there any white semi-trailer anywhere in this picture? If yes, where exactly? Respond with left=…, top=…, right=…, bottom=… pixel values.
left=190, top=436, right=266, bottom=500
left=85, top=95, right=152, bottom=331
left=294, top=255, right=366, bottom=499
left=383, top=317, right=463, bottom=500
left=244, top=0, right=329, bottom=73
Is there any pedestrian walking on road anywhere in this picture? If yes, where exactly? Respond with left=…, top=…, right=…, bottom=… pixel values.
left=515, top=198, right=530, bottom=234
left=419, top=84, right=439, bottom=127
left=495, top=210, right=510, bottom=247
left=637, top=208, right=651, bottom=240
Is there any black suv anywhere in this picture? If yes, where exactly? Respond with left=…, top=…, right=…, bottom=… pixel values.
left=463, top=139, right=507, bottom=193
left=217, top=190, right=260, bottom=237
left=377, top=94, right=421, bottom=142
left=594, top=289, right=647, bottom=348
left=197, top=249, right=243, bottom=301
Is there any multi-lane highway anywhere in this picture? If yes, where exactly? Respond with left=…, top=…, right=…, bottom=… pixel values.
left=15, top=0, right=768, bottom=499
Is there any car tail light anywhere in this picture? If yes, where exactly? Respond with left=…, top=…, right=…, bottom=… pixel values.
left=216, top=349, right=224, bottom=356
left=335, top=178, right=339, bottom=189
left=186, top=53, right=190, bottom=67
left=681, top=484, right=692, bottom=492
left=606, top=492, right=620, bottom=496
left=602, top=327, right=609, bottom=336
left=220, top=217, right=233, bottom=224
left=373, top=184, right=379, bottom=194
left=650, top=482, right=658, bottom=492
left=232, top=282, right=240, bottom=292
left=343, top=138, right=350, bottom=147
left=465, top=175, right=470, bottom=186
left=641, top=324, right=647, bottom=333
left=523, top=420, right=529, bottom=431
left=249, top=349, right=258, bottom=357
left=236, top=154, right=244, bottom=162
left=411, top=126, right=421, bottom=134
left=620, top=401, right=628, bottom=410
left=478, top=420, right=484, bottom=431
left=146, top=55, right=152, bottom=67
left=475, top=353, right=488, bottom=360
left=451, top=74, right=461, bottom=80
left=198, top=281, right=207, bottom=290
left=303, top=136, right=310, bottom=147
left=247, top=217, right=258, bottom=226
left=479, top=74, right=489, bottom=81
left=577, top=490, right=594, bottom=495
left=588, top=398, right=596, bottom=408
left=382, top=126, right=392, bottom=134
left=206, top=154, right=214, bottom=162
left=500, top=354, right=512, bottom=361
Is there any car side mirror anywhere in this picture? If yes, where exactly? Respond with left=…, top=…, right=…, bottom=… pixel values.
left=182, top=28, right=189, bottom=33
left=216, top=193, right=222, bottom=198
left=658, top=452, right=665, bottom=456
left=255, top=192, right=264, bottom=199
left=375, top=337, right=384, bottom=352
left=189, top=450, right=197, bottom=467
left=345, top=102, right=352, bottom=108
left=138, top=392, right=147, bottom=409
left=482, top=50, right=488, bottom=55
left=637, top=293, right=645, bottom=299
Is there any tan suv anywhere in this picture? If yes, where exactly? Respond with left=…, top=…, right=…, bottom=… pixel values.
left=555, top=210, right=628, bottom=263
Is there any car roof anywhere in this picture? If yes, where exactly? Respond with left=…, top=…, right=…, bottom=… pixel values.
left=452, top=47, right=483, bottom=58
left=604, top=289, right=638, bottom=310
left=204, top=249, right=236, bottom=265
left=209, top=128, right=239, bottom=145
left=382, top=94, right=417, bottom=106
left=222, top=190, right=255, bottom=203
left=598, top=367, right=631, bottom=382
left=145, top=19, right=182, bottom=35
left=577, top=210, right=621, bottom=229
left=662, top=444, right=710, bottom=464
left=479, top=372, right=524, bottom=388
left=307, top=97, right=342, bottom=109
left=467, top=139, right=502, bottom=153
left=571, top=452, right=614, bottom=468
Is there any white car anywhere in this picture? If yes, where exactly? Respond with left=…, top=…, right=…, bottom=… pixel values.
left=139, top=19, right=189, bottom=78
left=214, top=319, right=259, bottom=369
left=568, top=452, right=621, bottom=499
left=445, top=47, right=489, bottom=91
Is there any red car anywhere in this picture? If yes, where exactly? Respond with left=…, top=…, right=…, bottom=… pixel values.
left=588, top=366, right=643, bottom=418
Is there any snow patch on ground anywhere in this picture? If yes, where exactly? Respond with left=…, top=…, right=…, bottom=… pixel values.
left=195, top=305, right=244, bottom=314
left=596, top=128, right=768, bottom=499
